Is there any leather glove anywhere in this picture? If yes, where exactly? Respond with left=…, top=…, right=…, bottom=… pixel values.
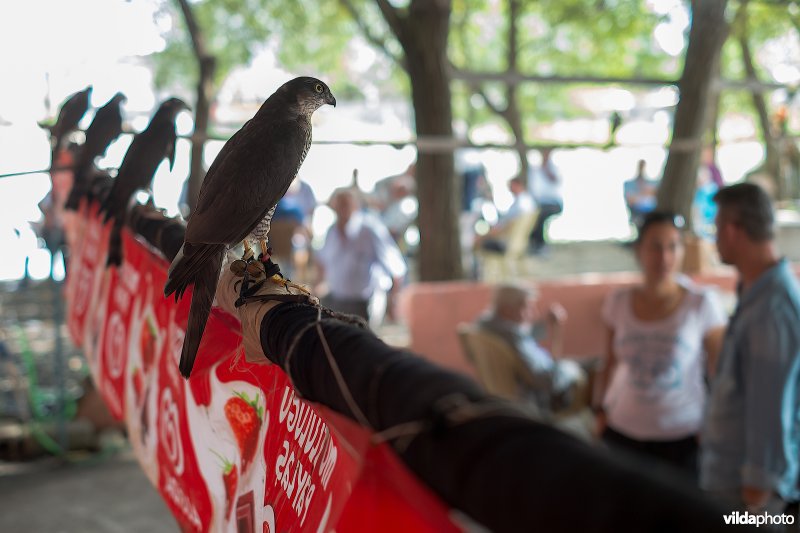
left=215, top=253, right=318, bottom=363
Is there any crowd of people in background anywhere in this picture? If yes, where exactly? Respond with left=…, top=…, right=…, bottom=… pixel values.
left=468, top=182, right=800, bottom=524
left=227, top=159, right=800, bottom=524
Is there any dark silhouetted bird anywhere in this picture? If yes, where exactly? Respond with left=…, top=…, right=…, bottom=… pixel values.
left=101, top=97, right=188, bottom=266
left=164, top=76, right=335, bottom=378
left=47, top=86, right=92, bottom=164
left=65, top=92, right=127, bottom=211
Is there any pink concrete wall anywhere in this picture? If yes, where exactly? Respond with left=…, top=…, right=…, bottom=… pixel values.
left=397, top=266, right=783, bottom=378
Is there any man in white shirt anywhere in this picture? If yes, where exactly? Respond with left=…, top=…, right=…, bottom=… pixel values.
left=527, top=148, right=564, bottom=254
left=316, top=187, right=408, bottom=325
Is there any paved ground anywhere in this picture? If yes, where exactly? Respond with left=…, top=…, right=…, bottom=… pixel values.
left=0, top=450, right=176, bottom=533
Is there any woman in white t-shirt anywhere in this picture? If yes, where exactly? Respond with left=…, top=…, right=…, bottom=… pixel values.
left=594, top=212, right=727, bottom=477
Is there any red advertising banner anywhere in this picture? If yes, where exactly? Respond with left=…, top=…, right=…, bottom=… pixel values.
left=65, top=207, right=460, bottom=533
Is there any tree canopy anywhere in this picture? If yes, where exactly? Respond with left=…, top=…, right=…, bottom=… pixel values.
left=147, top=0, right=800, bottom=279
left=150, top=0, right=799, bottom=141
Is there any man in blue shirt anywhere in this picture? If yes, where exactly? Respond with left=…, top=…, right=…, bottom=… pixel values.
left=623, top=159, right=658, bottom=228
left=701, top=183, right=800, bottom=516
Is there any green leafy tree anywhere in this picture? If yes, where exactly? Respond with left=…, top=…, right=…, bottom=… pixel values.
left=152, top=0, right=277, bottom=212
left=723, top=0, right=800, bottom=199
left=253, top=0, right=463, bottom=281
left=150, top=0, right=800, bottom=279
left=657, top=0, right=729, bottom=219
left=450, top=0, right=671, bottom=177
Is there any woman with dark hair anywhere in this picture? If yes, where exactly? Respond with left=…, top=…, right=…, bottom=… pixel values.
left=594, top=212, right=727, bottom=478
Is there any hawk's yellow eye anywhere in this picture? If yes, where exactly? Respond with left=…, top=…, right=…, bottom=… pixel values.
left=314, top=83, right=323, bottom=93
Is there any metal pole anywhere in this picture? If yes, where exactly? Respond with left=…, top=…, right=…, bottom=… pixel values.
left=52, top=270, right=68, bottom=453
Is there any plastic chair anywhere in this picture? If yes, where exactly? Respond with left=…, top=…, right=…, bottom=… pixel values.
left=476, top=211, right=538, bottom=281
left=456, top=323, right=537, bottom=403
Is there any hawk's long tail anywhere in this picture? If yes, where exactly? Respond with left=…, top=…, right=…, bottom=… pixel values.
left=164, top=242, right=226, bottom=378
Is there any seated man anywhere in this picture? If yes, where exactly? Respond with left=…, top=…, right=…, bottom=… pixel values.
left=475, top=284, right=585, bottom=414
left=473, top=175, right=535, bottom=253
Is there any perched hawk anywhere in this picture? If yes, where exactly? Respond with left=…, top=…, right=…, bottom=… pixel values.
left=47, top=86, right=92, bottom=163
left=164, top=76, right=335, bottom=378
left=101, top=97, right=188, bottom=266
left=65, top=92, right=126, bottom=211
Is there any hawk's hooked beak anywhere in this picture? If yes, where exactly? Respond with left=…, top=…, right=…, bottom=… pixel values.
left=326, top=93, right=337, bottom=107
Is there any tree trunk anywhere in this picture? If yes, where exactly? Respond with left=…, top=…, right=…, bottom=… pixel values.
left=657, top=0, right=729, bottom=220
left=505, top=0, right=527, bottom=180
left=506, top=85, right=529, bottom=180
left=175, top=0, right=216, bottom=216
left=187, top=56, right=215, bottom=214
left=738, top=29, right=782, bottom=198
left=705, top=54, right=722, bottom=153
left=384, top=0, right=462, bottom=281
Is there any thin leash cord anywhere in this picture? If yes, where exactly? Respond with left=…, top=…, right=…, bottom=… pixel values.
left=281, top=304, right=537, bottom=453
left=284, top=305, right=372, bottom=430
left=371, top=393, right=536, bottom=452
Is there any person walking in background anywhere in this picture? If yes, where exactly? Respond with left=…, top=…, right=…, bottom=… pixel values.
left=701, top=183, right=800, bottom=516
left=369, top=162, right=415, bottom=214
left=527, top=148, right=563, bottom=255
left=378, top=175, right=417, bottom=246
left=623, top=159, right=658, bottom=229
left=316, top=187, right=407, bottom=325
left=456, top=148, right=490, bottom=213
left=271, top=177, right=317, bottom=280
left=702, top=146, right=725, bottom=189
left=693, top=163, right=720, bottom=242
left=595, top=212, right=727, bottom=478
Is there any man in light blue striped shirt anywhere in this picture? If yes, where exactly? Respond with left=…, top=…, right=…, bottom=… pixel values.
left=701, top=183, right=800, bottom=516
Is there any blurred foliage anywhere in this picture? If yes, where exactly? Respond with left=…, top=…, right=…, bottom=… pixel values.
left=150, top=0, right=800, bottom=137
left=260, top=0, right=408, bottom=100
left=717, top=0, right=800, bottom=125
left=152, top=0, right=272, bottom=91
left=450, top=0, right=671, bottom=140
left=450, top=0, right=671, bottom=79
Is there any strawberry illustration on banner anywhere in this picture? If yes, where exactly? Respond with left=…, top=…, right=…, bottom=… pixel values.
left=210, top=451, right=238, bottom=519
left=225, top=392, right=262, bottom=471
left=64, top=204, right=462, bottom=533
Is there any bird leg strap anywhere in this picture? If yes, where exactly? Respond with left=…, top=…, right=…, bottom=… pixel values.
left=217, top=254, right=319, bottom=363
left=230, top=255, right=308, bottom=307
